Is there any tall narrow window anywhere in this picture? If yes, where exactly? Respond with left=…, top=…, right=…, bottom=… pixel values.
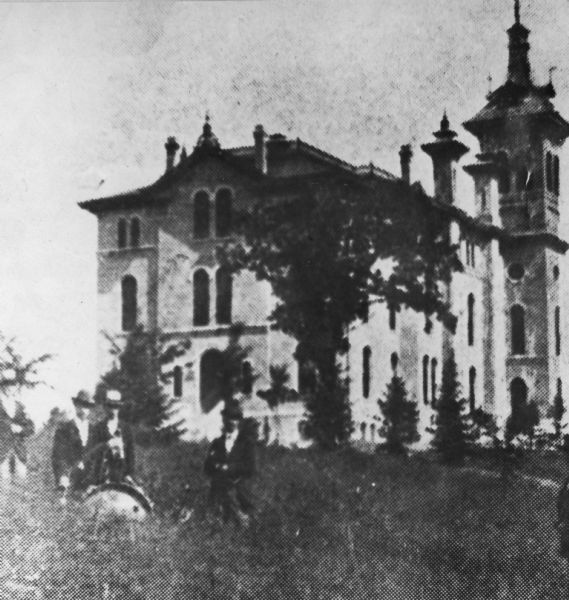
left=556, top=306, right=561, bottom=356
left=362, top=346, right=371, bottom=399
left=422, top=355, right=429, bottom=405
left=118, top=218, right=127, bottom=249
left=130, top=217, right=140, bottom=248
left=193, top=269, right=210, bottom=326
left=431, top=358, right=438, bottom=405
left=469, top=366, right=476, bottom=412
left=215, top=188, right=232, bottom=238
left=511, top=304, right=526, bottom=355
left=390, top=352, right=399, bottom=373
left=467, top=293, right=475, bottom=346
left=546, top=152, right=553, bottom=192
left=558, top=378, right=563, bottom=398
left=194, top=191, right=210, bottom=239
left=121, top=275, right=137, bottom=332
left=554, top=155, right=560, bottom=195
left=173, top=366, right=183, bottom=397
left=389, top=305, right=397, bottom=330
left=242, top=361, right=253, bottom=394
left=216, top=268, right=232, bottom=324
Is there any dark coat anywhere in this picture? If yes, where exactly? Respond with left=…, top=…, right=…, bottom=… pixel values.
left=204, top=427, right=256, bottom=520
left=86, top=419, right=135, bottom=485
left=0, top=402, right=34, bottom=464
left=51, top=419, right=92, bottom=486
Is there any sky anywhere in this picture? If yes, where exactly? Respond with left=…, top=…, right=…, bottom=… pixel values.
left=1, top=0, right=568, bottom=422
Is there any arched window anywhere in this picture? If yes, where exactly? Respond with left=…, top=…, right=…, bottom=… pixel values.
left=511, top=305, right=526, bottom=355
left=389, top=305, right=397, bottom=331
left=121, top=275, right=137, bottom=332
left=467, top=293, right=475, bottom=346
left=118, top=218, right=127, bottom=249
left=469, top=366, right=476, bottom=413
left=200, top=349, right=224, bottom=413
left=431, top=358, right=438, bottom=405
left=546, top=152, right=553, bottom=192
left=215, top=188, right=232, bottom=238
left=242, top=361, right=253, bottom=395
left=390, top=352, right=399, bottom=373
left=422, top=355, right=429, bottom=405
left=362, top=346, right=371, bottom=399
left=130, top=217, right=140, bottom=248
left=215, top=268, right=232, bottom=325
left=556, top=306, right=561, bottom=356
left=173, top=366, right=183, bottom=398
left=193, top=269, right=210, bottom=326
left=554, top=155, right=560, bottom=195
left=194, top=191, right=210, bottom=239
left=510, top=377, right=528, bottom=418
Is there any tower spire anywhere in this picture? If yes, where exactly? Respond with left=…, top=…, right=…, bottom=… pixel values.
left=514, top=0, right=520, bottom=24
left=507, top=0, right=531, bottom=86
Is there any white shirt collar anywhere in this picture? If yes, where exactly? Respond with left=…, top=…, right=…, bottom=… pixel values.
left=73, top=416, right=89, bottom=446
left=225, top=429, right=238, bottom=452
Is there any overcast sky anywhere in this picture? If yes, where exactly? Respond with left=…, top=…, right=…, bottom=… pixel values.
left=2, top=0, right=568, bottom=421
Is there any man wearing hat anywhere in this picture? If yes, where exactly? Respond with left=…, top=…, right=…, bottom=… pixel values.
left=203, top=398, right=257, bottom=525
left=51, top=389, right=94, bottom=492
left=86, top=390, right=135, bottom=486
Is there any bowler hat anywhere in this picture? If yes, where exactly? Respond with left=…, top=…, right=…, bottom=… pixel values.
left=72, top=390, right=95, bottom=407
left=221, top=399, right=243, bottom=420
left=105, top=389, right=123, bottom=408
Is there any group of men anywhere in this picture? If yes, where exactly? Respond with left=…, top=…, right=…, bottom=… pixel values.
left=51, top=390, right=257, bottom=524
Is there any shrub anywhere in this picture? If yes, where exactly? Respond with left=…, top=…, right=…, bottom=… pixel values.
left=378, top=375, right=419, bottom=453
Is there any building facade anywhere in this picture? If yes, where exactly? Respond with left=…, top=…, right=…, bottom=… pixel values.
left=80, top=3, right=569, bottom=444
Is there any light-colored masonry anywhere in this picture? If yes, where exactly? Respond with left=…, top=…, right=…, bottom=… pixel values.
left=80, top=5, right=569, bottom=445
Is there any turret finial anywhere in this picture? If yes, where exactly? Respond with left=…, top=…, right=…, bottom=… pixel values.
left=514, top=0, right=520, bottom=24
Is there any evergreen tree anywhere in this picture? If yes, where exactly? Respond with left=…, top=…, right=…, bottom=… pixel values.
left=379, top=375, right=419, bottom=453
left=432, top=353, right=468, bottom=464
left=97, top=326, right=191, bottom=444
left=225, top=174, right=462, bottom=448
left=507, top=398, right=541, bottom=446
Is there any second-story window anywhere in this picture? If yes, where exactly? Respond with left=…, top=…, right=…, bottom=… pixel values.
left=422, top=355, right=429, bottom=405
left=469, top=366, right=476, bottom=412
left=431, top=358, right=438, bottom=405
left=467, top=293, right=475, bottom=346
left=362, top=346, right=371, bottom=399
left=215, top=268, right=232, bottom=325
left=511, top=304, right=526, bottom=355
left=130, top=217, right=140, bottom=248
left=193, top=269, right=210, bottom=326
left=556, top=306, right=561, bottom=356
left=215, top=188, right=232, bottom=237
left=554, top=155, right=560, bottom=195
left=118, top=218, right=127, bottom=249
left=121, top=275, right=137, bottom=332
left=389, top=305, right=397, bottom=330
left=194, top=191, right=210, bottom=239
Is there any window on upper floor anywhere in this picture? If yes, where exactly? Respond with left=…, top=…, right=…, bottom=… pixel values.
left=467, top=293, right=475, bottom=347
left=554, top=155, right=560, bottom=195
left=216, top=268, right=232, bottom=325
left=242, top=361, right=253, bottom=395
left=362, top=346, right=371, bottom=399
left=390, top=352, right=399, bottom=373
left=130, top=217, right=140, bottom=248
left=194, top=191, right=210, bottom=239
left=173, top=366, right=183, bottom=398
left=511, top=304, right=526, bottom=355
left=193, top=269, right=210, bottom=326
left=469, top=366, right=476, bottom=413
left=431, top=358, right=438, bottom=405
left=118, top=219, right=127, bottom=249
left=422, top=355, right=429, bottom=405
left=389, top=305, right=397, bottom=331
left=215, top=188, right=232, bottom=238
left=546, top=152, right=555, bottom=192
left=556, top=306, right=561, bottom=357
left=121, top=275, right=137, bottom=332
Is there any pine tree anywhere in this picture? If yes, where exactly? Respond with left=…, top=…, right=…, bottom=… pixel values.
left=432, top=353, right=468, bottom=464
left=379, top=375, right=419, bottom=453
left=97, top=326, right=191, bottom=444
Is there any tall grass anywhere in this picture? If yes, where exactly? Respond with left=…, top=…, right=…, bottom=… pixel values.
left=1, top=436, right=567, bottom=599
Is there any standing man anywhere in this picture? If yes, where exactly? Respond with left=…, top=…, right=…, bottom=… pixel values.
left=204, top=399, right=257, bottom=526
left=51, top=389, right=94, bottom=493
left=0, top=370, right=34, bottom=482
left=87, top=390, right=135, bottom=486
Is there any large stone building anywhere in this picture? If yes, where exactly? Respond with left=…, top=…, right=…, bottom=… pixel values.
left=80, top=2, right=569, bottom=444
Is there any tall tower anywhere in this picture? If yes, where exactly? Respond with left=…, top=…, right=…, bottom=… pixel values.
left=464, top=1, right=569, bottom=414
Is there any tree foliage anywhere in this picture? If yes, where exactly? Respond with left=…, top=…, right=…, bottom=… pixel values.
left=257, top=364, right=298, bottom=409
left=506, top=398, right=540, bottom=446
left=551, top=392, right=565, bottom=439
left=432, top=353, right=468, bottom=464
left=225, top=175, right=461, bottom=447
left=96, top=326, right=191, bottom=444
left=379, top=375, right=419, bottom=453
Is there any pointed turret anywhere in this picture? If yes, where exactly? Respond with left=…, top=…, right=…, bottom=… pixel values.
left=194, top=114, right=221, bottom=153
left=507, top=0, right=531, bottom=86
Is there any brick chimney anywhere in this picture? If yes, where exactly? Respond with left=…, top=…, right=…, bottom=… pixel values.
left=253, top=125, right=267, bottom=174
left=399, top=144, right=413, bottom=184
left=164, top=136, right=180, bottom=173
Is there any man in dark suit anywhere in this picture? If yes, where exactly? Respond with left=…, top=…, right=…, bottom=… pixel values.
left=204, top=399, right=257, bottom=525
left=52, top=389, right=94, bottom=493
left=86, top=390, right=135, bottom=486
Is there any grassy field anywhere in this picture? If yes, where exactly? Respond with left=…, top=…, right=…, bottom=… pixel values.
left=1, top=434, right=569, bottom=599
